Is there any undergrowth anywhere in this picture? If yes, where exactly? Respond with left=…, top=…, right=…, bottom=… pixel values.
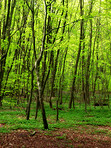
left=0, top=97, right=111, bottom=133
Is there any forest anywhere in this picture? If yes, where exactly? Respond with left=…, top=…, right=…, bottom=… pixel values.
left=0, top=0, right=111, bottom=147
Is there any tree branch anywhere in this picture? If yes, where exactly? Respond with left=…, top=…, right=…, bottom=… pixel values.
left=25, top=0, right=33, bottom=12
left=35, top=0, right=47, bottom=68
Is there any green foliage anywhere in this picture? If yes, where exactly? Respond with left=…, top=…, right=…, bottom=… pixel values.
left=56, top=134, right=66, bottom=140
left=0, top=0, right=111, bottom=133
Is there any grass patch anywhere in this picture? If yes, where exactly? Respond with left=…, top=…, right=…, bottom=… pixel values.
left=56, top=134, right=66, bottom=140
left=0, top=98, right=111, bottom=133
left=91, top=129, right=108, bottom=135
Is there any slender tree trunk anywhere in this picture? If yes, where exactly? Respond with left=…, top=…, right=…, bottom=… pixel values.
left=59, top=48, right=68, bottom=105
left=49, top=0, right=68, bottom=108
left=26, top=68, right=34, bottom=120
left=0, top=20, right=2, bottom=106
left=85, top=0, right=93, bottom=106
left=35, top=89, right=40, bottom=120
left=93, top=2, right=101, bottom=100
left=85, top=18, right=92, bottom=105
left=56, top=100, right=59, bottom=121
left=34, top=0, right=48, bottom=129
left=69, top=0, right=85, bottom=109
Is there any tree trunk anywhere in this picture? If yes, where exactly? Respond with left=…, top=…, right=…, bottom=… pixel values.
left=49, top=0, right=68, bottom=108
left=35, top=89, right=40, bottom=120
left=69, top=0, right=85, bottom=109
left=85, top=0, right=93, bottom=106
left=34, top=0, right=48, bottom=129
left=26, top=69, right=34, bottom=120
left=0, top=20, right=2, bottom=107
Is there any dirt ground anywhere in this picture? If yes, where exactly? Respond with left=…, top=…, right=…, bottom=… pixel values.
left=0, top=125, right=111, bottom=148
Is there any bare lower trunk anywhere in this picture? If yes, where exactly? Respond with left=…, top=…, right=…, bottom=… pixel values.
left=41, top=100, right=48, bottom=129
left=35, top=89, right=40, bottom=120
left=35, top=68, right=48, bottom=129
left=0, top=96, right=2, bottom=107
left=56, top=100, right=59, bottom=121
left=26, top=69, right=34, bottom=120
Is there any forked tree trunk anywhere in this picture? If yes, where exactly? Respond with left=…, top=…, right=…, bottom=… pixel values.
left=34, top=0, right=48, bottom=129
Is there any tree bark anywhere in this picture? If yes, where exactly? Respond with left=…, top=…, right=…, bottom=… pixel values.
left=26, top=68, right=34, bottom=120
left=69, top=0, right=85, bottom=109
left=49, top=0, right=67, bottom=108
left=35, top=0, right=48, bottom=129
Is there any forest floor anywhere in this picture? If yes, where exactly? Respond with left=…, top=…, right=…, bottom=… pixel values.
left=1, top=124, right=111, bottom=148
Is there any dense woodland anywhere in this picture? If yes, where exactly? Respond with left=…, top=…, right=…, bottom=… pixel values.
left=0, top=0, right=111, bottom=129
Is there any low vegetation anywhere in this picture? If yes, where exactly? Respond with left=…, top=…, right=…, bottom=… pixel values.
left=0, top=96, right=111, bottom=134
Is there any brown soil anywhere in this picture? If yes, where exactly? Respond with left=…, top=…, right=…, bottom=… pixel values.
left=0, top=125, right=111, bottom=148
